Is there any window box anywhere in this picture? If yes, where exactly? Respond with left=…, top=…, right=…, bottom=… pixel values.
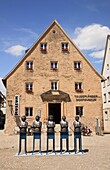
left=41, top=48, right=47, bottom=52
left=52, top=68, right=57, bottom=71
left=26, top=89, right=33, bottom=93
left=75, top=89, right=83, bottom=92
left=75, top=68, right=81, bottom=71
left=26, top=67, right=33, bottom=71
left=62, top=48, right=69, bottom=52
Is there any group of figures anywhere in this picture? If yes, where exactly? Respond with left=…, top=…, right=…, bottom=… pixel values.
left=18, top=115, right=82, bottom=155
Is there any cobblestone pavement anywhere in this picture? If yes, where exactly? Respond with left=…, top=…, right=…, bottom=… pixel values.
left=0, top=131, right=110, bottom=170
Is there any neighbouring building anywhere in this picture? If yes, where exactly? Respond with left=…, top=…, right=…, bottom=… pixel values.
left=2, top=20, right=104, bottom=134
left=0, top=91, right=6, bottom=129
left=101, top=35, right=110, bottom=132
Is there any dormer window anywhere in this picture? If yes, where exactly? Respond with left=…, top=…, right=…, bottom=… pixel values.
left=50, top=61, right=58, bottom=71
left=62, top=43, right=69, bottom=52
left=26, top=83, right=33, bottom=93
left=26, top=61, right=33, bottom=70
left=40, top=43, right=47, bottom=52
left=74, top=61, right=81, bottom=70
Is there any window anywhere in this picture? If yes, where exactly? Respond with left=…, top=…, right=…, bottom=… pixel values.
left=74, top=61, right=81, bottom=70
left=26, top=61, right=33, bottom=70
left=40, top=43, right=47, bottom=52
left=104, top=94, right=106, bottom=103
left=107, top=64, right=109, bottom=70
left=107, top=77, right=110, bottom=86
left=62, top=43, right=69, bottom=52
left=75, top=82, right=83, bottom=92
left=14, top=95, right=20, bottom=115
left=76, top=106, right=83, bottom=117
left=108, top=92, right=110, bottom=102
left=105, top=111, right=108, bottom=121
left=25, top=107, right=33, bottom=116
left=51, top=81, right=58, bottom=90
left=103, top=81, right=106, bottom=88
left=50, top=61, right=58, bottom=70
left=25, top=83, right=33, bottom=93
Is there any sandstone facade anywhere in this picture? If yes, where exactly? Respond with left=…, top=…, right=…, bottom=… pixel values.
left=3, top=20, right=104, bottom=134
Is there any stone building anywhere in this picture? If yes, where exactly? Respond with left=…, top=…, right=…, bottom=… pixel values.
left=101, top=35, right=110, bottom=132
left=3, top=20, right=104, bottom=134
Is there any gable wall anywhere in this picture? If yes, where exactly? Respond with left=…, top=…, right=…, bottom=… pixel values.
left=5, top=24, right=103, bottom=134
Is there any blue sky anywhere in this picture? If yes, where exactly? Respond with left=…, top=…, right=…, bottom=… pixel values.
left=0, top=0, right=110, bottom=93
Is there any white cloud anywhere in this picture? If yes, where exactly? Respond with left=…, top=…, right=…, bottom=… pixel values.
left=73, top=24, right=110, bottom=51
left=0, top=78, right=6, bottom=95
left=5, top=45, right=27, bottom=56
left=93, top=59, right=103, bottom=63
left=15, top=28, right=38, bottom=38
left=90, top=50, right=104, bottom=59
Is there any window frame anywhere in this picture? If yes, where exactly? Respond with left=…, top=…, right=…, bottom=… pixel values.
left=76, top=106, right=83, bottom=117
left=62, top=43, right=69, bottom=52
left=104, top=93, right=107, bottom=103
left=50, top=61, right=58, bottom=70
left=105, top=111, right=108, bottom=121
left=107, top=64, right=109, bottom=70
left=25, top=82, right=33, bottom=93
left=108, top=92, right=110, bottom=102
left=26, top=61, right=33, bottom=70
left=103, top=81, right=106, bottom=88
left=107, top=76, right=110, bottom=86
left=74, top=61, right=81, bottom=71
left=75, top=82, right=83, bottom=92
left=40, top=43, right=47, bottom=52
left=25, top=107, right=33, bottom=117
left=51, top=81, right=58, bottom=90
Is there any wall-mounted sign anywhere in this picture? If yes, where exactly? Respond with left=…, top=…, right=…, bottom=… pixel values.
left=75, top=95, right=98, bottom=102
left=37, top=109, right=41, bottom=117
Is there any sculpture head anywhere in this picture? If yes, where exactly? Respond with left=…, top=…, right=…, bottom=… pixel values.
left=75, top=116, right=79, bottom=122
left=62, top=115, right=66, bottom=121
left=21, top=116, right=26, bottom=122
left=35, top=115, right=40, bottom=121
left=48, top=115, right=54, bottom=121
